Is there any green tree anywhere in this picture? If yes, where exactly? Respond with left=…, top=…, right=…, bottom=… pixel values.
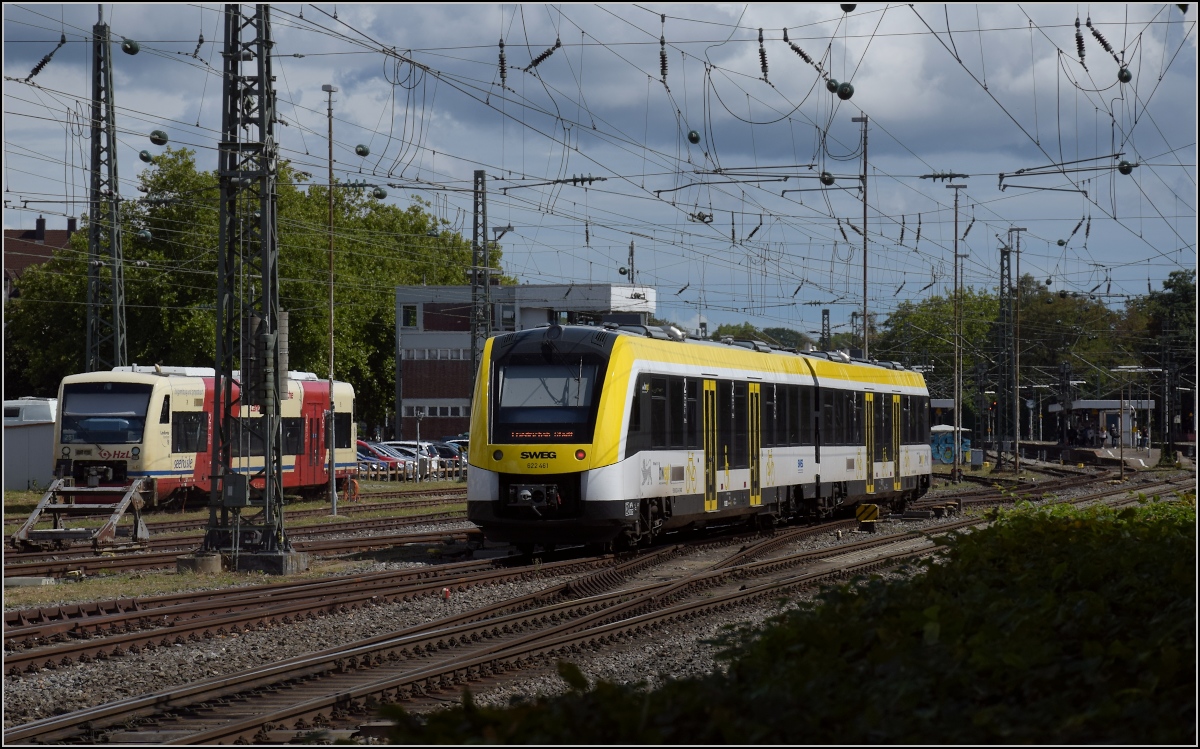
left=761, top=327, right=815, bottom=350
left=3, top=148, right=484, bottom=433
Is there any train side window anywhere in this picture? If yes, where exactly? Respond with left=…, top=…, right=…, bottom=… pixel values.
left=784, top=385, right=796, bottom=445
left=683, top=378, right=699, bottom=449
left=920, top=396, right=930, bottom=439
left=626, top=374, right=648, bottom=457
left=874, top=397, right=888, bottom=454
left=668, top=377, right=685, bottom=448
left=159, top=395, right=170, bottom=424
left=717, top=380, right=733, bottom=469
left=334, top=412, right=353, bottom=449
left=282, top=417, right=304, bottom=455
left=650, top=377, right=668, bottom=448
left=171, top=412, right=208, bottom=453
left=732, top=382, right=748, bottom=469
left=851, top=392, right=862, bottom=444
left=798, top=385, right=811, bottom=444
left=762, top=383, right=776, bottom=448
left=821, top=390, right=837, bottom=446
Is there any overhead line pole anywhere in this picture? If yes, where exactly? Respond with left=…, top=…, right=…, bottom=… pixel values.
left=948, top=183, right=968, bottom=482
left=1010, top=227, right=1027, bottom=474
left=853, top=115, right=868, bottom=359
left=85, top=4, right=126, bottom=372
left=322, top=83, right=339, bottom=516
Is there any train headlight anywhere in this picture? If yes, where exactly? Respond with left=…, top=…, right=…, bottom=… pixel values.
left=575, top=449, right=586, bottom=460
left=493, top=450, right=503, bottom=461
left=62, top=447, right=70, bottom=458
left=131, top=447, right=140, bottom=459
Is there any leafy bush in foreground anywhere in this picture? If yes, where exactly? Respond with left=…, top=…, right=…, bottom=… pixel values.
left=386, top=496, right=1196, bottom=744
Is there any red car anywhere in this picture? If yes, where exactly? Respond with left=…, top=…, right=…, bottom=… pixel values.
left=357, top=440, right=414, bottom=478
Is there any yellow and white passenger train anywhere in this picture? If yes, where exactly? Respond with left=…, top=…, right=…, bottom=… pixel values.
left=467, top=324, right=932, bottom=551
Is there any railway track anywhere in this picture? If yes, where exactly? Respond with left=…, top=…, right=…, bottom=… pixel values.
left=2, top=524, right=482, bottom=579
left=4, top=504, right=469, bottom=577
left=5, top=473, right=1188, bottom=743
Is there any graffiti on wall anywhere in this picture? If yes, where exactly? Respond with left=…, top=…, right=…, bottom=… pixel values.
left=930, top=432, right=971, bottom=464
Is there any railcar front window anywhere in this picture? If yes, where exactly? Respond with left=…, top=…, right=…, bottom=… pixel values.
left=60, top=383, right=153, bottom=444
left=494, top=361, right=602, bottom=443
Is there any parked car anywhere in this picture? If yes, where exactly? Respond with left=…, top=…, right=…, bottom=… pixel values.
left=368, top=441, right=420, bottom=479
left=357, top=440, right=413, bottom=478
left=381, top=443, right=431, bottom=479
left=384, top=441, right=442, bottom=476
left=357, top=449, right=386, bottom=472
left=428, top=441, right=465, bottom=471
left=446, top=438, right=469, bottom=455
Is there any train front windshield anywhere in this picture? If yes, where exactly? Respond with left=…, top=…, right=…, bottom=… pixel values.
left=60, top=382, right=153, bottom=445
left=493, top=358, right=604, bottom=443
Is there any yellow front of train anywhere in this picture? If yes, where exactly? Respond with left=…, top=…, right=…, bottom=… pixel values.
left=466, top=324, right=635, bottom=547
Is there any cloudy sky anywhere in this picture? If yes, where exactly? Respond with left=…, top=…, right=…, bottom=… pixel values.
left=4, top=3, right=1195, bottom=337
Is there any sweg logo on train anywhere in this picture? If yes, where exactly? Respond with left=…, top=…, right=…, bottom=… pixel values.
left=520, top=451, right=557, bottom=459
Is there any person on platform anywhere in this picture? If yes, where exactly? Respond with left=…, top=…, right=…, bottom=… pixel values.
left=1086, top=425, right=1095, bottom=447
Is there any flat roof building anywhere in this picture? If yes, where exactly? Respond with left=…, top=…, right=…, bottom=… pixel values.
left=391, top=283, right=656, bottom=440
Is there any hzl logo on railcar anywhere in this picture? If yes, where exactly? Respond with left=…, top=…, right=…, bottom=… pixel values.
left=520, top=451, right=557, bottom=460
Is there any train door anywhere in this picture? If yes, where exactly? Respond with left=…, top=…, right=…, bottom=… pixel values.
left=749, top=383, right=761, bottom=506
left=864, top=392, right=875, bottom=494
left=892, top=394, right=902, bottom=491
left=703, top=380, right=717, bottom=512
left=306, top=399, right=323, bottom=481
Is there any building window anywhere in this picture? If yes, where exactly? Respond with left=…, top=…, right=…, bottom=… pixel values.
left=400, top=304, right=418, bottom=328
left=449, top=349, right=461, bottom=360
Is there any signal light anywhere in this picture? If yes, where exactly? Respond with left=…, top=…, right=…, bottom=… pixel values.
left=575, top=449, right=586, bottom=460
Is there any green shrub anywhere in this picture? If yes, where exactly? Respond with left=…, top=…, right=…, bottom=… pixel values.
left=386, top=497, right=1196, bottom=744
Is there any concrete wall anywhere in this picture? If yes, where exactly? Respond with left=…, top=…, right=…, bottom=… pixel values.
left=4, top=421, right=54, bottom=491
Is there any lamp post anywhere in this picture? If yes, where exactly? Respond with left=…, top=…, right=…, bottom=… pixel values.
left=322, top=83, right=338, bottom=514
left=1031, top=384, right=1051, bottom=442
left=415, top=407, right=424, bottom=483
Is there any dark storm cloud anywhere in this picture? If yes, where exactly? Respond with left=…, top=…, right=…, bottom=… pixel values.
left=4, top=3, right=1194, bottom=334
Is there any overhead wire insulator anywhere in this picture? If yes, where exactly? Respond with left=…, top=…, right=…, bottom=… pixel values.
left=782, top=28, right=823, bottom=75
left=899, top=215, right=906, bottom=245
left=1086, top=16, right=1120, bottom=63
left=660, top=14, right=668, bottom=86
left=1075, top=17, right=1087, bottom=71
left=962, top=216, right=975, bottom=240
left=1068, top=216, right=1084, bottom=239
left=1085, top=215, right=1091, bottom=240
left=524, top=37, right=561, bottom=72
left=498, top=39, right=508, bottom=89
left=26, top=32, right=67, bottom=81
left=758, top=28, right=769, bottom=82
left=838, top=218, right=849, bottom=242
left=915, top=214, right=922, bottom=248
left=660, top=36, right=668, bottom=83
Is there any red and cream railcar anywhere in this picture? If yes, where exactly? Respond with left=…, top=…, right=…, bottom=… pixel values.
left=53, top=366, right=355, bottom=505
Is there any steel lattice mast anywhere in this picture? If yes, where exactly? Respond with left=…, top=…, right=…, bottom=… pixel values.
left=470, top=169, right=489, bottom=394
left=85, top=6, right=126, bottom=372
left=205, top=4, right=294, bottom=566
